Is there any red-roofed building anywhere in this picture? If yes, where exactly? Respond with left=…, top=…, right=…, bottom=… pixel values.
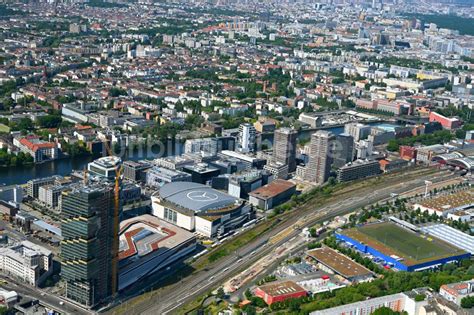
left=429, top=112, right=462, bottom=130
left=249, top=179, right=296, bottom=210
left=255, top=281, right=307, bottom=305
left=399, top=146, right=417, bottom=161
left=13, top=136, right=59, bottom=163
left=440, top=280, right=474, bottom=305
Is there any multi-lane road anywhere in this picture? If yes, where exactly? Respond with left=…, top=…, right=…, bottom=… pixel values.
left=108, top=168, right=461, bottom=315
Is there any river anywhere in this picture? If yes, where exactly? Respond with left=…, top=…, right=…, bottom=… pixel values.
left=0, top=122, right=401, bottom=186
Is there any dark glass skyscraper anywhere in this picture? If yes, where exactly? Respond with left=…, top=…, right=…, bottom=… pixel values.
left=61, top=184, right=117, bottom=307
left=333, top=133, right=355, bottom=168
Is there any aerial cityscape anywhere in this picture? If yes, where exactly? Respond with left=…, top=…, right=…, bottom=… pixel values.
left=0, top=0, right=473, bottom=314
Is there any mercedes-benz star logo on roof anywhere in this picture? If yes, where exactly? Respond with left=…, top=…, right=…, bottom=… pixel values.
left=187, top=191, right=219, bottom=202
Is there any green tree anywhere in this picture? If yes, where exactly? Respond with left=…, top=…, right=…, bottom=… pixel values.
left=216, top=287, right=225, bottom=299
left=37, top=114, right=62, bottom=128
left=414, top=294, right=426, bottom=302
left=109, top=87, right=128, bottom=97
left=461, top=296, right=474, bottom=308
left=372, top=307, right=403, bottom=315
left=11, top=118, right=34, bottom=132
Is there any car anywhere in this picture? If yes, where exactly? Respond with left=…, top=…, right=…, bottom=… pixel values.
left=59, top=301, right=64, bottom=305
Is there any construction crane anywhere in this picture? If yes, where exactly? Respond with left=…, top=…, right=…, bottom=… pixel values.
left=102, top=140, right=122, bottom=296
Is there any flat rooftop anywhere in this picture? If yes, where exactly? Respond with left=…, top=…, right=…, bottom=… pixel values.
left=307, top=247, right=372, bottom=279
left=118, top=214, right=195, bottom=261
left=248, top=179, right=296, bottom=200
left=257, top=280, right=306, bottom=297
left=220, top=150, right=257, bottom=163
left=416, top=190, right=474, bottom=213
left=89, top=156, right=122, bottom=168
left=421, top=224, right=474, bottom=254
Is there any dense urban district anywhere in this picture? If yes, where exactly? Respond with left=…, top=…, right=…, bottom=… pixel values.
left=0, top=0, right=473, bottom=314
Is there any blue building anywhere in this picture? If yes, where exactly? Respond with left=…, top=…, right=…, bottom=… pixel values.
left=335, top=226, right=470, bottom=272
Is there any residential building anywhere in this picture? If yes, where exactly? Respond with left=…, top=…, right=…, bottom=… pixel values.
left=38, top=185, right=65, bottom=210
left=429, top=112, right=462, bottom=130
left=368, top=128, right=395, bottom=145
left=344, top=123, right=371, bottom=141
left=440, top=280, right=474, bottom=305
left=13, top=136, right=59, bottom=163
left=254, top=118, right=276, bottom=133
left=273, top=128, right=298, bottom=172
left=0, top=241, right=52, bottom=287
left=237, top=123, right=257, bottom=153
left=264, top=162, right=289, bottom=180
left=304, top=131, right=335, bottom=184
left=27, top=176, right=58, bottom=199
left=337, top=159, right=381, bottom=182
left=379, top=159, right=410, bottom=173
left=310, top=293, right=407, bottom=315
left=184, top=138, right=218, bottom=155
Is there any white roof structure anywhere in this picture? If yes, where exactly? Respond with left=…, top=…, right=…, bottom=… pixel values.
left=157, top=182, right=238, bottom=213
left=421, top=224, right=474, bottom=254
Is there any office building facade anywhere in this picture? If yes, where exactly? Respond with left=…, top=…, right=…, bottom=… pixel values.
left=344, top=123, right=371, bottom=141
left=61, top=184, right=117, bottom=307
left=333, top=133, right=354, bottom=168
left=122, top=160, right=152, bottom=183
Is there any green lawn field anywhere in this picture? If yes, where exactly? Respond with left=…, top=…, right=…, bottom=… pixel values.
left=0, top=123, right=9, bottom=133
left=358, top=222, right=456, bottom=261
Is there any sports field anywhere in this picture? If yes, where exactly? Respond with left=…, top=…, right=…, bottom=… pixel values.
left=344, top=222, right=465, bottom=265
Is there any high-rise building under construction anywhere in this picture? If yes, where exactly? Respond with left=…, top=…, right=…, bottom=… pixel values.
left=61, top=184, right=118, bottom=307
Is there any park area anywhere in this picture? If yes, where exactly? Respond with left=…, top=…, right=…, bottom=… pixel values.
left=0, top=123, right=9, bottom=133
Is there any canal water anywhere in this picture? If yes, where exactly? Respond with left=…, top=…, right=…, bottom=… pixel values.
left=0, top=122, right=400, bottom=186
